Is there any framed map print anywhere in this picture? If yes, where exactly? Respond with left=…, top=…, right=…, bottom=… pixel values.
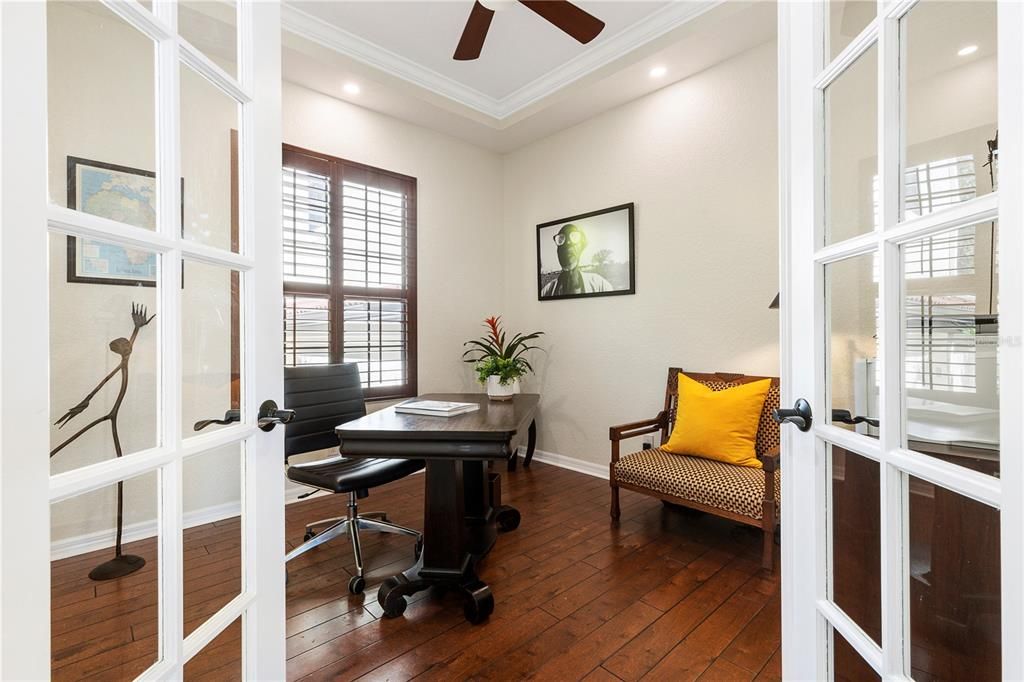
left=67, top=157, right=159, bottom=287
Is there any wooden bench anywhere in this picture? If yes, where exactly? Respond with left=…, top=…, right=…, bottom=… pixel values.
left=609, top=369, right=781, bottom=571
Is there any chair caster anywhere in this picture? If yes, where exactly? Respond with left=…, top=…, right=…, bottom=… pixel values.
left=378, top=576, right=408, bottom=618
left=462, top=580, right=493, bottom=624
left=303, top=529, right=317, bottom=542
left=348, top=575, right=365, bottom=595
left=495, top=505, right=520, bottom=532
left=414, top=537, right=423, bottom=560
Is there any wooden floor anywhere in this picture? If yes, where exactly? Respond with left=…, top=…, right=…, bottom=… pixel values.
left=51, top=461, right=781, bottom=681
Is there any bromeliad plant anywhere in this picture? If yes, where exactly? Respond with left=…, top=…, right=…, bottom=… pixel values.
left=463, top=316, right=544, bottom=386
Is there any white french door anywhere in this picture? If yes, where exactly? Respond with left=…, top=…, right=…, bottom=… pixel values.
left=780, top=1, right=1023, bottom=679
left=0, top=1, right=284, bottom=679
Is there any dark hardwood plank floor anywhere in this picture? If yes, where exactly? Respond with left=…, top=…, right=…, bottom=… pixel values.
left=50, top=462, right=781, bottom=681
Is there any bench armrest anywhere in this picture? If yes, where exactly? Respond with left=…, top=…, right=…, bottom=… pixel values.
left=609, top=412, right=668, bottom=466
left=609, top=411, right=668, bottom=443
left=762, top=446, right=780, bottom=506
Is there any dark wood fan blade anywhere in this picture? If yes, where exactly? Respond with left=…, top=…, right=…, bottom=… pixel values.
left=454, top=1, right=495, bottom=60
left=518, top=0, right=605, bottom=44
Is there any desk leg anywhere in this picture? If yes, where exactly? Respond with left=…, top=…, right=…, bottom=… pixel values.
left=378, top=459, right=518, bottom=624
left=523, top=419, right=537, bottom=468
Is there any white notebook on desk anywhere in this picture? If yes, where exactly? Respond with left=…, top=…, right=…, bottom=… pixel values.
left=394, top=400, right=480, bottom=417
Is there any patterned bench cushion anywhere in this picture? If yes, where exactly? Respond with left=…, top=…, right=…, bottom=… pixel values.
left=614, top=447, right=780, bottom=520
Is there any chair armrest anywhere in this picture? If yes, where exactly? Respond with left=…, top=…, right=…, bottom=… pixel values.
left=762, top=446, right=780, bottom=473
left=609, top=411, right=668, bottom=442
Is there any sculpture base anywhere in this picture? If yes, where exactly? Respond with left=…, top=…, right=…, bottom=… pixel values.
left=89, top=554, right=145, bottom=581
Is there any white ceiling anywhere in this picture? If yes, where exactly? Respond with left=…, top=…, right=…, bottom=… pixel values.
left=282, top=1, right=777, bottom=152
left=287, top=0, right=672, bottom=101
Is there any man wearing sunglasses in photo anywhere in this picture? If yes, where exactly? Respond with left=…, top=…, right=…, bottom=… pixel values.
left=541, top=223, right=614, bottom=297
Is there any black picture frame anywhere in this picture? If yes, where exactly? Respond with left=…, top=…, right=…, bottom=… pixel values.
left=67, top=156, right=184, bottom=288
left=536, top=202, right=635, bottom=301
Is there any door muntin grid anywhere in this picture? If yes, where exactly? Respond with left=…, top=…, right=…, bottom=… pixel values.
left=810, top=1, right=1007, bottom=679
left=44, top=1, right=258, bottom=677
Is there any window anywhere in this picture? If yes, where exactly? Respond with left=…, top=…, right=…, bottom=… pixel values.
left=905, top=294, right=977, bottom=392
left=282, top=145, right=417, bottom=399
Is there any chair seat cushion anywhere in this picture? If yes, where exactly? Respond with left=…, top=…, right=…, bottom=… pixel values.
left=614, top=448, right=780, bottom=520
left=287, top=456, right=424, bottom=494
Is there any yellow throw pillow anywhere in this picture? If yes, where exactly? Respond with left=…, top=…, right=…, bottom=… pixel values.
left=663, top=374, right=771, bottom=469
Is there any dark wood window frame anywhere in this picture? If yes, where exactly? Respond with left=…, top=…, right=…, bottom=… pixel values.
left=282, top=143, right=418, bottom=400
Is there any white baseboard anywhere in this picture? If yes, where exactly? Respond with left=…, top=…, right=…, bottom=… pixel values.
left=54, top=456, right=594, bottom=560
left=50, top=500, right=243, bottom=561
left=520, top=446, right=608, bottom=480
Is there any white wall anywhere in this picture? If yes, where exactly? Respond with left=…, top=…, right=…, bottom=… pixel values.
left=501, top=40, right=781, bottom=467
left=282, top=81, right=506, bottom=399
left=47, top=11, right=778, bottom=548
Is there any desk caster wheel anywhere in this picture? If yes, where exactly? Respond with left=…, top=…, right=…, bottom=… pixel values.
left=495, top=505, right=520, bottom=532
left=414, top=537, right=423, bottom=560
left=348, top=575, right=365, bottom=595
left=463, top=581, right=493, bottom=624
left=303, top=529, right=317, bottom=542
left=378, top=577, right=408, bottom=618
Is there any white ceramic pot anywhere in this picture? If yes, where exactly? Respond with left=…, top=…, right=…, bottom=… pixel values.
left=486, top=375, right=517, bottom=401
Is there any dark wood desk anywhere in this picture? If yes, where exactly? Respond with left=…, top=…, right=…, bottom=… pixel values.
left=336, top=393, right=539, bottom=623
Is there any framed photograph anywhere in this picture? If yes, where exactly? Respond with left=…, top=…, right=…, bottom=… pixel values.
left=536, top=203, right=635, bottom=301
left=67, top=156, right=160, bottom=287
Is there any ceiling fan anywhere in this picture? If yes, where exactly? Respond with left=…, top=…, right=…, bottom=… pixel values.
left=454, top=0, right=606, bottom=61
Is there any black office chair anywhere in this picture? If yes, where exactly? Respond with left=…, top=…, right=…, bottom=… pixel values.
left=283, top=363, right=423, bottom=594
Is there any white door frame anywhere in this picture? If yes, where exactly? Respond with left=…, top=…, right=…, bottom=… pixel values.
left=780, top=1, right=1024, bottom=679
left=0, top=1, right=284, bottom=678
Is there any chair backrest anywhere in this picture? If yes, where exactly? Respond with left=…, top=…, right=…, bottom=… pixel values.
left=662, top=368, right=781, bottom=458
left=283, top=363, right=366, bottom=460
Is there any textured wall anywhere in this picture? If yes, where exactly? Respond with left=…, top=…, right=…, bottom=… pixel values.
left=500, top=41, right=781, bottom=466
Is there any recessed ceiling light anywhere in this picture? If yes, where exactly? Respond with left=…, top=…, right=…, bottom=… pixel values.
left=343, top=82, right=361, bottom=95
left=649, top=65, right=667, bottom=78
left=958, top=45, right=978, bottom=57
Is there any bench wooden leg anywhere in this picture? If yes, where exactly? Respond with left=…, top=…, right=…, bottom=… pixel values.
left=761, top=500, right=776, bottom=572
left=610, top=484, right=620, bottom=521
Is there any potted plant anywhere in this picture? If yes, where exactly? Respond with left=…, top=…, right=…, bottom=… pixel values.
left=463, top=316, right=543, bottom=401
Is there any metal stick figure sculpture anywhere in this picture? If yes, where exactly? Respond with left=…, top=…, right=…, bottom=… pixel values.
left=51, top=303, right=155, bottom=580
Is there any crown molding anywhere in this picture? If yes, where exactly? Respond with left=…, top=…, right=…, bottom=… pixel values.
left=281, top=0, right=725, bottom=122
left=495, top=0, right=722, bottom=116
left=281, top=4, right=502, bottom=118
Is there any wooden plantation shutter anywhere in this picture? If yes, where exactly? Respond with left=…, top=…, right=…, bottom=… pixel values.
left=282, top=144, right=417, bottom=399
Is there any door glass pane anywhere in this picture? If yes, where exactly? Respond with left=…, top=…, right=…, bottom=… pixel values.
left=47, top=2, right=157, bottom=219
left=826, top=253, right=879, bottom=432
left=183, top=260, right=243, bottom=439
left=181, top=65, right=241, bottom=253
left=902, top=0, right=997, bottom=220
left=184, top=616, right=241, bottom=680
left=51, top=474, right=159, bottom=680
left=184, top=445, right=242, bottom=637
left=829, top=445, right=881, bottom=643
left=825, top=46, right=878, bottom=245
left=50, top=235, right=159, bottom=473
left=909, top=476, right=1000, bottom=680
left=831, top=626, right=880, bottom=681
left=828, top=1, right=876, bottom=62
left=180, top=1, right=238, bottom=76
left=901, top=223, right=999, bottom=477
